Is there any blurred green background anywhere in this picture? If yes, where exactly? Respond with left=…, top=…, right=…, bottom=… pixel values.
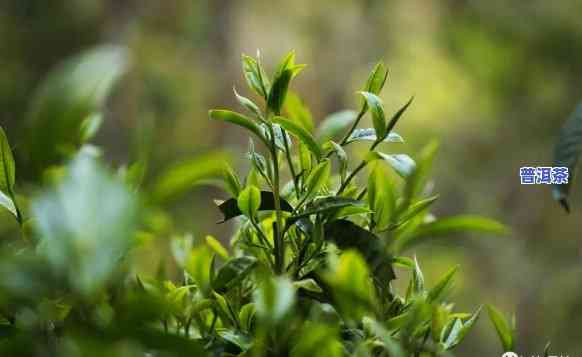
left=1, top=0, right=582, bottom=355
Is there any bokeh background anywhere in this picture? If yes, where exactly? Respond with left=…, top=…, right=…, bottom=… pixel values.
left=2, top=0, right=582, bottom=355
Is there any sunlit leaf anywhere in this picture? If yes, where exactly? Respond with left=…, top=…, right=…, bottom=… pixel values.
left=285, top=92, right=314, bottom=132
left=487, top=305, right=515, bottom=352
left=273, top=116, right=321, bottom=158
left=359, top=92, right=386, bottom=139
left=427, top=265, right=459, bottom=302
left=205, top=235, right=229, bottom=260
left=346, top=128, right=404, bottom=145
left=290, top=323, right=343, bottom=357
left=368, top=164, right=396, bottom=230
left=369, top=152, right=416, bottom=178
left=209, top=109, right=269, bottom=146
left=234, top=87, right=263, bottom=120
left=238, top=185, right=262, bottom=219
left=254, top=276, right=296, bottom=325
left=151, top=152, right=231, bottom=203
left=242, top=54, right=270, bottom=99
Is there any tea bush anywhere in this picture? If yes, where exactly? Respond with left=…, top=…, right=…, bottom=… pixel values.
left=0, top=48, right=524, bottom=356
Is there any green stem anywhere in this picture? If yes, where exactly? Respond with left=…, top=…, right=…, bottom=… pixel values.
left=281, top=128, right=300, bottom=199
left=339, top=107, right=367, bottom=146
left=268, top=124, right=285, bottom=274
left=337, top=160, right=368, bottom=195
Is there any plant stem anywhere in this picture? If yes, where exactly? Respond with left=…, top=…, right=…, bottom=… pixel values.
left=268, top=124, right=285, bottom=274
left=339, top=107, right=367, bottom=146
left=281, top=128, right=300, bottom=199
left=337, top=160, right=368, bottom=195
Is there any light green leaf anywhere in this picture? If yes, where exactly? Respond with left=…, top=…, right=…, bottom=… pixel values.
left=368, top=164, right=396, bottom=230
left=369, top=152, right=416, bottom=178
left=273, top=116, right=321, bottom=159
left=222, top=164, right=242, bottom=197
left=237, top=185, right=261, bottom=219
left=293, top=279, right=323, bottom=293
left=150, top=151, right=231, bottom=203
left=0, top=126, right=16, bottom=194
left=32, top=153, right=138, bottom=297
left=290, top=323, right=343, bottom=357
left=359, top=92, right=386, bottom=139
left=242, top=54, right=270, bottom=99
left=27, top=45, right=129, bottom=172
left=346, top=128, right=403, bottom=145
left=303, top=159, right=331, bottom=200
left=233, top=87, right=263, bottom=120
left=254, top=276, right=296, bottom=325
left=0, top=191, right=17, bottom=218
left=427, top=265, right=459, bottom=302
left=363, top=61, right=388, bottom=95
left=205, top=235, right=229, bottom=260
left=285, top=92, right=314, bottom=132
left=186, top=246, right=213, bottom=293
left=209, top=109, right=269, bottom=146
left=239, top=303, right=256, bottom=333
left=316, top=110, right=358, bottom=143
left=487, top=305, right=515, bottom=352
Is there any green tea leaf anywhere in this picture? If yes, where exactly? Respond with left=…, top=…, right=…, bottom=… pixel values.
left=233, top=87, right=263, bottom=120
left=0, top=126, right=16, bottom=194
left=370, top=152, right=416, bottom=178
left=291, top=323, right=343, bottom=357
left=443, top=306, right=482, bottom=350
left=254, top=276, right=296, bottom=325
left=238, top=185, right=262, bottom=219
left=32, top=153, right=138, bottom=296
left=268, top=57, right=304, bottom=115
left=293, top=278, right=323, bottom=293
left=212, top=256, right=257, bottom=293
left=552, top=102, right=582, bottom=212
left=0, top=191, right=17, bottom=218
left=288, top=197, right=365, bottom=225
left=205, top=235, right=229, bottom=260
left=346, top=128, right=403, bottom=145
left=209, top=109, right=269, bottom=146
left=151, top=151, right=231, bottom=203
left=363, top=61, right=388, bottom=96
left=303, top=159, right=331, bottom=200
left=385, top=97, right=414, bottom=135
left=427, top=265, right=459, bottom=302
left=273, top=116, right=321, bottom=158
left=486, top=305, right=515, bottom=352
left=317, top=110, right=358, bottom=143
left=78, top=113, right=103, bottom=143
left=242, top=54, right=270, bottom=99
left=285, top=92, right=314, bottom=132
left=27, top=45, right=129, bottom=172
left=222, top=164, right=242, bottom=197
left=239, top=303, right=256, bottom=332
left=216, top=191, right=293, bottom=223
left=359, top=92, right=386, bottom=139
left=186, top=246, right=213, bottom=293
left=368, top=164, right=396, bottom=230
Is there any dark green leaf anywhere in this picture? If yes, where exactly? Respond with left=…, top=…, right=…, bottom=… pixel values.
left=324, top=219, right=395, bottom=287
left=552, top=102, right=582, bottom=212
left=0, top=126, right=16, bottom=194
left=212, top=256, right=257, bottom=293
left=385, top=97, right=414, bottom=135
left=216, top=191, right=293, bottom=223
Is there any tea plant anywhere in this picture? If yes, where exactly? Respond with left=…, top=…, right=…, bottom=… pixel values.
left=0, top=47, right=522, bottom=356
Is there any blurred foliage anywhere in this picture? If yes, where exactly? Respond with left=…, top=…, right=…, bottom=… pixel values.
left=1, top=0, right=582, bottom=355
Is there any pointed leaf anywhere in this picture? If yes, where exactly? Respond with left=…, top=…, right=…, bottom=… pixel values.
left=212, top=256, right=257, bottom=293
left=233, top=87, right=263, bottom=119
left=285, top=92, right=314, bottom=132
left=487, top=305, right=515, bottom=352
left=359, top=92, right=386, bottom=139
left=273, top=116, right=321, bottom=158
left=346, top=128, right=404, bottom=145
left=216, top=191, right=293, bottom=222
left=303, top=159, right=331, bottom=200
left=0, top=126, right=16, bottom=194
left=209, top=109, right=269, bottom=146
